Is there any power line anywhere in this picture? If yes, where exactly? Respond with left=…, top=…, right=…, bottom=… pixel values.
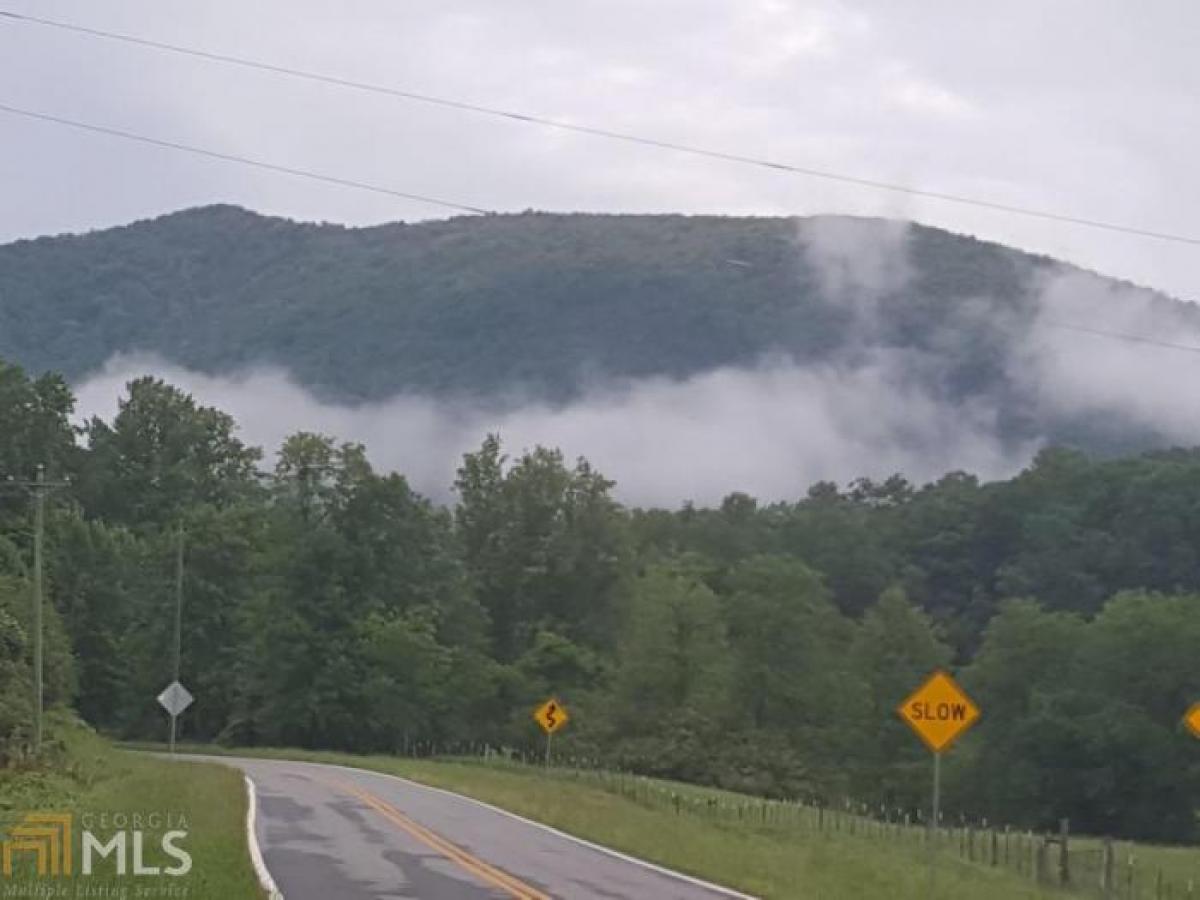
left=722, top=261, right=1200, bottom=356
left=0, top=103, right=491, bottom=215
left=2, top=8, right=1197, bottom=247
left=6, top=108, right=1200, bottom=364
left=4, top=20, right=1195, bottom=362
left=1042, top=319, right=1200, bottom=355
left=5, top=99, right=1198, bottom=359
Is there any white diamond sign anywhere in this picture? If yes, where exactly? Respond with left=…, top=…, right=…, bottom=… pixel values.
left=157, top=680, right=194, bottom=717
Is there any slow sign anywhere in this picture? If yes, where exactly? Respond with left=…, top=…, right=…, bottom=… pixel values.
left=897, top=669, right=980, bottom=754
left=899, top=668, right=980, bottom=891
left=1185, top=702, right=1200, bottom=740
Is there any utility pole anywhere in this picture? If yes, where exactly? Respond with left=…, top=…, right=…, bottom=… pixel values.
left=156, top=521, right=192, bottom=754
left=6, top=465, right=68, bottom=753
left=32, top=465, right=45, bottom=753
left=170, top=523, right=185, bottom=753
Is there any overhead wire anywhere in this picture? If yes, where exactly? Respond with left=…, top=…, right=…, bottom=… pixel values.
left=3, top=103, right=1199, bottom=356
left=2, top=8, right=1198, bottom=246
left=1039, top=319, right=1200, bottom=354
left=1, top=11, right=1198, bottom=357
left=723, top=260, right=1200, bottom=355
left=0, top=103, right=492, bottom=215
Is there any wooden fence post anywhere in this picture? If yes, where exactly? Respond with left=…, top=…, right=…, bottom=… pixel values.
left=1100, top=837, right=1114, bottom=898
left=1058, top=818, right=1070, bottom=887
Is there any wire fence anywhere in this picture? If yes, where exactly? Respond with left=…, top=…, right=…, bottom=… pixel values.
left=429, top=748, right=1198, bottom=900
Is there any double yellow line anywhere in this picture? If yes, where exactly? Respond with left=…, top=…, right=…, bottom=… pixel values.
left=328, top=777, right=550, bottom=900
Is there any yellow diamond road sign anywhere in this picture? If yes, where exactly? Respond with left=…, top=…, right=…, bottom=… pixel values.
left=533, top=697, right=569, bottom=735
left=1185, top=702, right=1200, bottom=739
left=897, top=669, right=980, bottom=754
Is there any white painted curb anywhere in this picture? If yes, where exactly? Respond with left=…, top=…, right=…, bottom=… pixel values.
left=321, top=761, right=759, bottom=900
left=244, top=774, right=285, bottom=900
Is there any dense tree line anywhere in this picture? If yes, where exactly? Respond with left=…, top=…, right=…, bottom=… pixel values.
left=0, top=357, right=1198, bottom=841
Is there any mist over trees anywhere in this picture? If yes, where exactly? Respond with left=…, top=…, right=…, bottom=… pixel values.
left=1, top=357, right=1199, bottom=842
left=7, top=206, right=1200, bottom=464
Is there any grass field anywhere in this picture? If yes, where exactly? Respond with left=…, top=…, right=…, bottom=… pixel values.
left=1, top=714, right=263, bottom=898
left=145, top=741, right=1078, bottom=899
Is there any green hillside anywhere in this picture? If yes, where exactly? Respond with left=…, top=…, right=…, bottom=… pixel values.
left=2, top=205, right=1195, bottom=451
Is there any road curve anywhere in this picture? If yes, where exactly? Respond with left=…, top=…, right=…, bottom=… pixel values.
left=180, top=755, right=754, bottom=900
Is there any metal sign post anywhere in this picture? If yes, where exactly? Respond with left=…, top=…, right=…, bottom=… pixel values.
left=532, top=697, right=570, bottom=768
left=930, top=751, right=942, bottom=893
left=157, top=523, right=188, bottom=753
left=157, top=680, right=194, bottom=753
left=897, top=669, right=981, bottom=899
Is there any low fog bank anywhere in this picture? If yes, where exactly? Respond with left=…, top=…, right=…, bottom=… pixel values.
left=1016, top=269, right=1200, bottom=441
left=72, top=220, right=1200, bottom=508
left=73, top=353, right=1036, bottom=507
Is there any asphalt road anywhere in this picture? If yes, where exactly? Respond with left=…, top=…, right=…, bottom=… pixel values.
left=184, top=755, right=753, bottom=900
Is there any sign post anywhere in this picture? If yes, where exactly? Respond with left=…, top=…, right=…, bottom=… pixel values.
left=897, top=669, right=981, bottom=896
left=1185, top=702, right=1200, bottom=740
left=532, top=697, right=570, bottom=767
left=157, top=680, right=194, bottom=754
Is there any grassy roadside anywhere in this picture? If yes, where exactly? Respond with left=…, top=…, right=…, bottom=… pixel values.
left=139, top=742, right=1071, bottom=899
left=2, top=714, right=263, bottom=898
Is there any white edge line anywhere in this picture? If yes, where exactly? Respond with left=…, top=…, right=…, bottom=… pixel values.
left=244, top=774, right=285, bottom=900
left=318, top=761, right=760, bottom=900
left=174, top=752, right=758, bottom=899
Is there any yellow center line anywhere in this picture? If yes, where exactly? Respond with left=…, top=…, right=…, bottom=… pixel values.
left=350, top=786, right=549, bottom=900
left=321, top=776, right=551, bottom=900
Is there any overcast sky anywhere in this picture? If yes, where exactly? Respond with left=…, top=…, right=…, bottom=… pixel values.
left=2, top=0, right=1198, bottom=300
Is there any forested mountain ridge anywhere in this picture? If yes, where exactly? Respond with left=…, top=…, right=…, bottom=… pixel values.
left=2, top=206, right=1194, bottom=452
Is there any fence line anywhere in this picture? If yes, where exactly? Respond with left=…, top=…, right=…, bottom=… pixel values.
left=420, top=746, right=1198, bottom=900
